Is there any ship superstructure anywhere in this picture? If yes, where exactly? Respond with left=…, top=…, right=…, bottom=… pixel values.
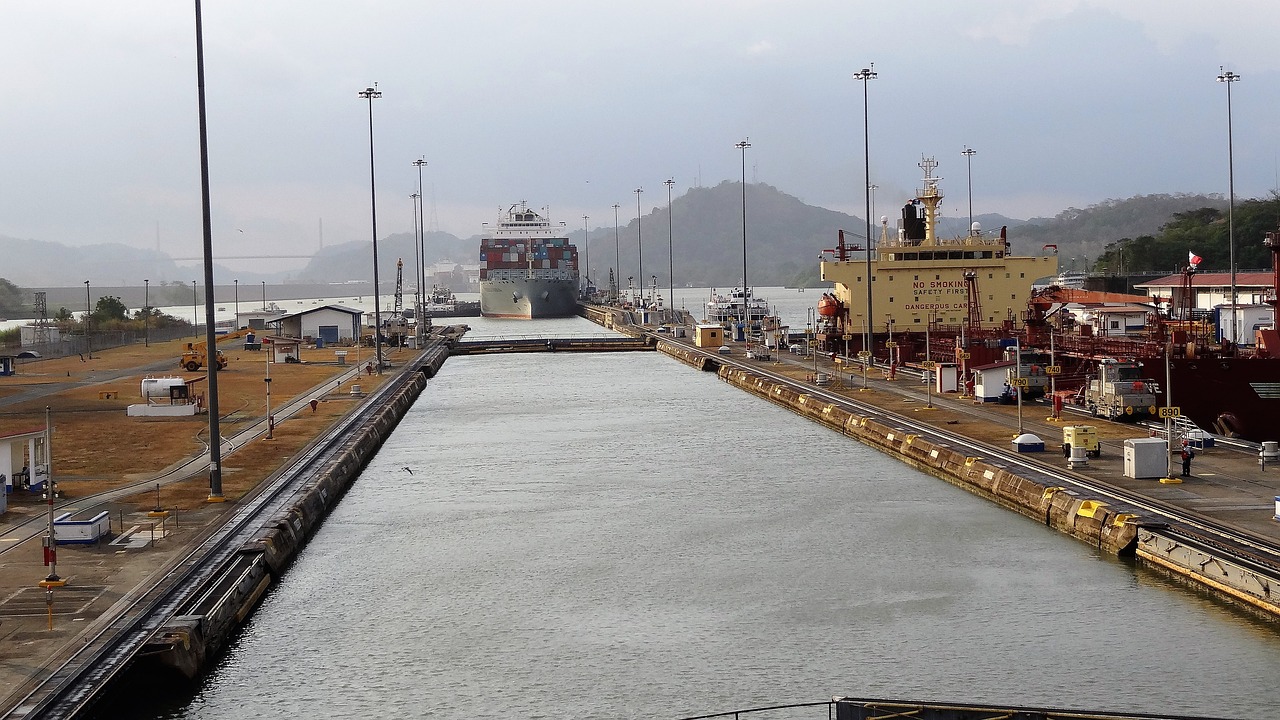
left=819, top=156, right=1057, bottom=350
left=479, top=203, right=579, bottom=319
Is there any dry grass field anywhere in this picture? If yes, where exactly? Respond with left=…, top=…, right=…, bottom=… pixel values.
left=0, top=334, right=397, bottom=512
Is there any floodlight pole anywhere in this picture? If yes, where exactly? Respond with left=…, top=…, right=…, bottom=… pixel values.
left=854, top=64, right=877, bottom=356
left=359, top=84, right=383, bottom=374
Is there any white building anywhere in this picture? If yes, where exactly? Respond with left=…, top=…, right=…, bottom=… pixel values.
left=275, top=305, right=362, bottom=344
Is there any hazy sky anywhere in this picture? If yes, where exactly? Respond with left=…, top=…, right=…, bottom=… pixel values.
left=3, top=1, right=1278, bottom=269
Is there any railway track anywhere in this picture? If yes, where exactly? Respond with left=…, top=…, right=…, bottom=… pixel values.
left=2, top=343, right=443, bottom=720
left=727, top=354, right=1280, bottom=573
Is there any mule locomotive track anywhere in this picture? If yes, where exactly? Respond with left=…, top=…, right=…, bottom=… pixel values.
left=714, top=349, right=1280, bottom=574
left=3, top=341, right=444, bottom=720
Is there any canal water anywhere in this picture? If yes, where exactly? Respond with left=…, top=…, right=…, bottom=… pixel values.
left=128, top=316, right=1280, bottom=719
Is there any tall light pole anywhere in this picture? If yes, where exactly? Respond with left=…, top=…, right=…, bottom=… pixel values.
left=192, top=280, right=198, bottom=337
left=854, top=64, right=877, bottom=356
left=634, top=188, right=644, bottom=305
left=144, top=279, right=150, bottom=347
left=736, top=138, right=751, bottom=330
left=411, top=192, right=421, bottom=342
left=359, top=84, right=383, bottom=374
left=83, top=280, right=91, bottom=359
left=612, top=203, right=621, bottom=303
left=664, top=177, right=675, bottom=312
left=261, top=281, right=266, bottom=310
left=1218, top=66, right=1241, bottom=346
left=582, top=214, right=590, bottom=297
left=414, top=157, right=428, bottom=339
left=193, top=0, right=223, bottom=501
left=233, top=279, right=239, bottom=324
left=962, top=146, right=977, bottom=231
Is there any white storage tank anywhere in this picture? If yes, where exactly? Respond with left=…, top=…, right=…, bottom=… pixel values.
left=141, top=377, right=187, bottom=400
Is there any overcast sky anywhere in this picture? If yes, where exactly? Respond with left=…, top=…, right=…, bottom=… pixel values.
left=3, top=1, right=1278, bottom=270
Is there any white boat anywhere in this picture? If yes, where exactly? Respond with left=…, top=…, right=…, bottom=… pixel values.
left=705, top=287, right=771, bottom=329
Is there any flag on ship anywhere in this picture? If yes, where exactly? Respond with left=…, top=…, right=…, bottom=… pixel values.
left=1189, top=251, right=1202, bottom=268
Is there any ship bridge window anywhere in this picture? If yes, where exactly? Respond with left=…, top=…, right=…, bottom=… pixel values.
left=982, top=251, right=994, bottom=259
left=949, top=251, right=964, bottom=260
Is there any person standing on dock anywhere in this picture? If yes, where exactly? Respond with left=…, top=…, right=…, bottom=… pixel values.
left=1180, top=442, right=1195, bottom=476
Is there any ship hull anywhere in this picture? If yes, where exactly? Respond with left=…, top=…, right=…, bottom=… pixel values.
left=1148, top=355, right=1280, bottom=442
left=480, top=278, right=578, bottom=319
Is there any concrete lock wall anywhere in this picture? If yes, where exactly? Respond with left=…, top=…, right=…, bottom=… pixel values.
left=713, top=364, right=1139, bottom=556
left=142, top=346, right=445, bottom=680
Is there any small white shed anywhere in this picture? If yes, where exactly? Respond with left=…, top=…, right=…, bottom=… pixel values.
left=970, top=360, right=1015, bottom=403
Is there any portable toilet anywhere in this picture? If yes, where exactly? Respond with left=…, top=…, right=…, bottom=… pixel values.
left=0, top=356, right=15, bottom=376
left=734, top=321, right=745, bottom=342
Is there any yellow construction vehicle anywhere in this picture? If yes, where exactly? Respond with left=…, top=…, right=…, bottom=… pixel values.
left=180, top=327, right=258, bottom=371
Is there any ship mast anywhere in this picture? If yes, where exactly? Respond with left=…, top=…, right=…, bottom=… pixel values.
left=916, top=156, right=943, bottom=246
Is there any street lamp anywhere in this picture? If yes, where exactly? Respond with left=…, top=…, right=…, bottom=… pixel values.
left=582, top=214, right=590, bottom=298
left=664, top=177, right=675, bottom=313
left=414, top=157, right=428, bottom=340
left=634, top=188, right=644, bottom=306
left=143, top=279, right=150, bottom=347
left=193, top=0, right=224, bottom=501
left=1218, top=66, right=1241, bottom=346
left=411, top=192, right=422, bottom=341
left=359, top=83, right=383, bottom=374
left=854, top=64, right=877, bottom=356
left=612, top=203, right=621, bottom=303
left=83, top=280, right=91, bottom=359
left=962, top=146, right=977, bottom=232
left=736, top=139, right=751, bottom=331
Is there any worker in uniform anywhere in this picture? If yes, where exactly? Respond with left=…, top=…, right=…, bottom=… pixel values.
left=1180, top=441, right=1195, bottom=476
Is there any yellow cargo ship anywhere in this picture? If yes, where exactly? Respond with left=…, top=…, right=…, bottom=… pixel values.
left=819, top=156, right=1057, bottom=348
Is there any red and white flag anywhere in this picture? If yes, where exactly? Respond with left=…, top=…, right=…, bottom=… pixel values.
left=1188, top=251, right=1203, bottom=268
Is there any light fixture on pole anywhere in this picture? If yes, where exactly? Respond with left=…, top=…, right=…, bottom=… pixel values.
left=736, top=138, right=751, bottom=331
left=83, top=280, right=91, bottom=359
left=582, top=214, right=590, bottom=298
left=1218, top=66, right=1241, bottom=346
left=854, top=64, right=877, bottom=356
left=414, top=157, right=428, bottom=339
left=144, top=279, right=150, bottom=348
left=612, top=203, right=621, bottom=303
left=193, top=0, right=224, bottom=501
left=359, top=83, right=383, bottom=374
left=634, top=188, right=644, bottom=306
left=962, top=146, right=977, bottom=232
left=664, top=177, right=675, bottom=313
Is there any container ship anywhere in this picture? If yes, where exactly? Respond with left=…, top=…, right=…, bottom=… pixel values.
left=479, top=203, right=580, bottom=319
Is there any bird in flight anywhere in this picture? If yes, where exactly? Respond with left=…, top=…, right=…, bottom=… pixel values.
left=402, top=467, right=413, bottom=475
